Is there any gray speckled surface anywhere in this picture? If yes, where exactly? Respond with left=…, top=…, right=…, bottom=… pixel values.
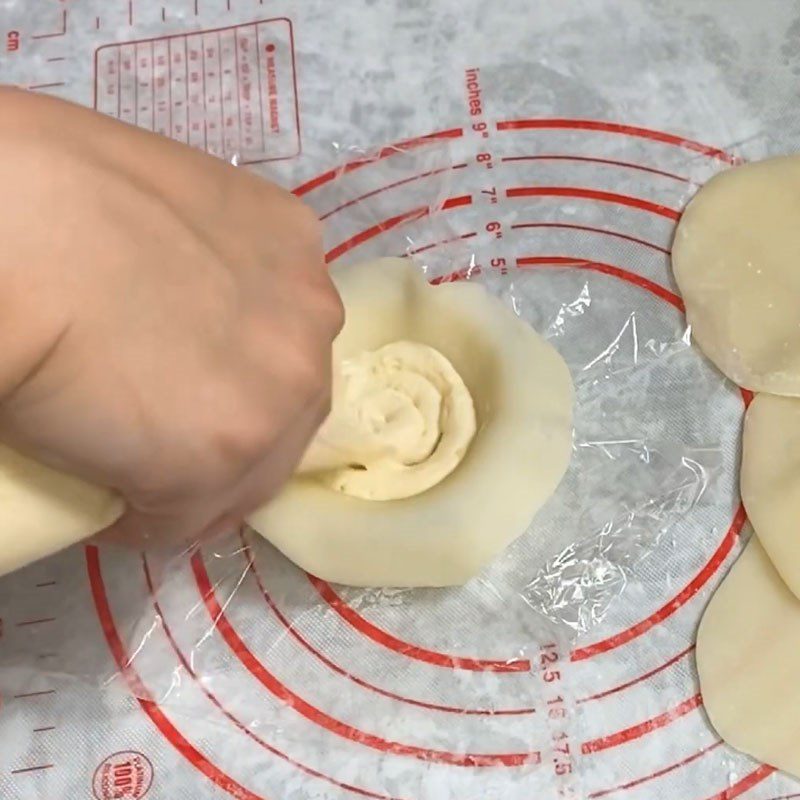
left=1, top=1, right=800, bottom=798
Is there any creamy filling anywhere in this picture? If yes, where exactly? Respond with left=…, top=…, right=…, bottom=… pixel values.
left=318, top=341, right=477, bottom=500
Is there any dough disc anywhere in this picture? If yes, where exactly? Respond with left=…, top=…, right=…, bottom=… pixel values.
left=741, top=392, right=800, bottom=598
left=672, top=155, right=800, bottom=395
left=248, top=258, right=574, bottom=587
left=697, top=538, right=800, bottom=779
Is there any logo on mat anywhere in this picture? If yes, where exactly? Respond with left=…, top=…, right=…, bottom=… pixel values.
left=92, top=751, right=153, bottom=800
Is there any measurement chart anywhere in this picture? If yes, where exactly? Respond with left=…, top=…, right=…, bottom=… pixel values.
left=5, top=2, right=300, bottom=163
left=94, top=20, right=299, bottom=162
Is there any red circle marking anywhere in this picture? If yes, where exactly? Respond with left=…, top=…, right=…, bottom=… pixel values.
left=138, top=554, right=407, bottom=800
left=319, top=151, right=689, bottom=226
left=495, top=119, right=739, bottom=164
left=222, top=540, right=711, bottom=759
left=93, top=751, right=153, bottom=800
left=408, top=230, right=478, bottom=257
left=85, top=546, right=268, bottom=800
left=91, top=543, right=728, bottom=798
left=307, top=574, right=530, bottom=672
left=515, top=256, right=683, bottom=309
left=506, top=185, right=679, bottom=221
left=323, top=186, right=679, bottom=264
left=587, top=740, right=722, bottom=799
left=415, top=222, right=669, bottom=263
left=763, top=795, right=800, bottom=800
left=325, top=206, right=427, bottom=264
left=292, top=118, right=734, bottom=205
left=320, top=163, right=468, bottom=221
left=701, top=765, right=776, bottom=800
left=500, top=154, right=690, bottom=183
left=581, top=693, right=703, bottom=755
left=88, top=512, right=764, bottom=800
left=191, top=552, right=540, bottom=767
left=577, top=644, right=695, bottom=704
left=571, top=504, right=747, bottom=662
left=511, top=222, right=671, bottom=256
left=293, top=128, right=464, bottom=197
left=243, top=537, right=536, bottom=712
left=324, top=195, right=472, bottom=264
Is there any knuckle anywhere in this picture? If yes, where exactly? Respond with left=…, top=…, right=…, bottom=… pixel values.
left=124, top=461, right=180, bottom=502
left=215, top=409, right=278, bottom=467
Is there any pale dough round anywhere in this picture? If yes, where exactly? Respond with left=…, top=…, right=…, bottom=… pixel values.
left=672, top=155, right=800, bottom=395
left=248, top=257, right=574, bottom=587
left=741, top=392, right=800, bottom=598
left=0, top=444, right=123, bottom=577
left=318, top=341, right=477, bottom=501
left=697, top=538, right=800, bottom=779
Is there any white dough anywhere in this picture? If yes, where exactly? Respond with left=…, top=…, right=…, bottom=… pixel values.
left=248, top=258, right=574, bottom=587
left=697, top=538, right=800, bottom=779
left=0, top=444, right=123, bottom=577
left=672, top=155, right=800, bottom=395
left=315, top=341, right=477, bottom=501
left=741, top=392, right=800, bottom=598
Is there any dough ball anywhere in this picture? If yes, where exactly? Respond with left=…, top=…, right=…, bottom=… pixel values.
left=672, top=156, right=800, bottom=395
left=741, top=392, right=800, bottom=598
left=248, top=258, right=574, bottom=587
left=0, top=445, right=123, bottom=577
left=697, top=538, right=800, bottom=779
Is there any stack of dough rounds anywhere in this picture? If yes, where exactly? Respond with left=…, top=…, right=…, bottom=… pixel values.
left=248, top=257, right=575, bottom=587
left=676, top=155, right=800, bottom=779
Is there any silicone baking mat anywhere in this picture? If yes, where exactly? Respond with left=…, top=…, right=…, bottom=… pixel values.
left=2, top=1, right=800, bottom=798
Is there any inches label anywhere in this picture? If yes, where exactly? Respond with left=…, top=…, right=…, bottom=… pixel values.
left=93, top=18, right=301, bottom=164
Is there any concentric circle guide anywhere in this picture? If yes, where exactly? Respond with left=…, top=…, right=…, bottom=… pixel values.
left=89, top=120, right=766, bottom=799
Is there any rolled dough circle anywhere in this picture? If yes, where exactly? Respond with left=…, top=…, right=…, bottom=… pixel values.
left=741, top=392, right=800, bottom=598
left=697, top=538, right=800, bottom=779
left=248, top=258, right=574, bottom=587
left=672, top=155, right=800, bottom=395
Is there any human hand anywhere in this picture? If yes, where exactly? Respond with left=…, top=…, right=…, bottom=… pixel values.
left=0, top=87, right=343, bottom=546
